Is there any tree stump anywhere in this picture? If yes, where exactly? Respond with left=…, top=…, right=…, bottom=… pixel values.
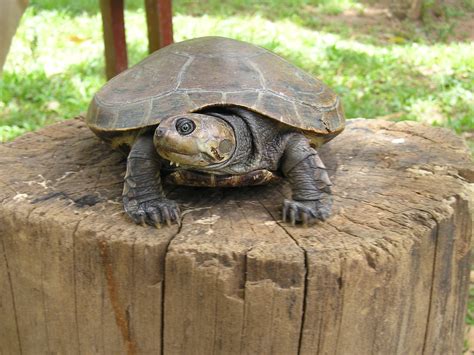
left=0, top=118, right=472, bottom=354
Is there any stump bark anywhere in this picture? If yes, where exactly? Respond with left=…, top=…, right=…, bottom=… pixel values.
left=0, top=118, right=472, bottom=354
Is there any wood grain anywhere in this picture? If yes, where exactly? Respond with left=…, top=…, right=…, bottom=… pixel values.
left=0, top=118, right=472, bottom=354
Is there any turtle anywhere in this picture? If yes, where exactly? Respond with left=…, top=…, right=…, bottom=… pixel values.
left=86, top=36, right=345, bottom=227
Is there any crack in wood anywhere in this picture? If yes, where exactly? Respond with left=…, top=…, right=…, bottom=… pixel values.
left=40, top=245, right=52, bottom=354
left=334, top=259, right=346, bottom=355
left=72, top=220, right=82, bottom=354
left=1, top=233, right=23, bottom=354
left=257, top=198, right=308, bottom=355
left=98, top=239, right=138, bottom=355
left=160, top=214, right=184, bottom=355
left=420, top=211, right=440, bottom=355
left=238, top=251, right=249, bottom=355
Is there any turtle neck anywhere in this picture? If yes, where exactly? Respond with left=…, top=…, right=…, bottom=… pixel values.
left=200, top=108, right=254, bottom=175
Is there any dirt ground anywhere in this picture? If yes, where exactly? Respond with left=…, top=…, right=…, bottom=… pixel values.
left=314, top=0, right=474, bottom=44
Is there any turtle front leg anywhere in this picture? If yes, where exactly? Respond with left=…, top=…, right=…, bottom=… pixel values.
left=281, top=134, right=332, bottom=226
left=123, top=135, right=181, bottom=227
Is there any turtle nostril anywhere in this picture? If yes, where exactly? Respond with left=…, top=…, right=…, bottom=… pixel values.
left=155, top=128, right=166, bottom=137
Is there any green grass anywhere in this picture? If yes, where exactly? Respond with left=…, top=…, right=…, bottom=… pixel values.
left=1, top=0, right=473, bottom=142
left=30, top=0, right=358, bottom=17
left=467, top=284, right=474, bottom=326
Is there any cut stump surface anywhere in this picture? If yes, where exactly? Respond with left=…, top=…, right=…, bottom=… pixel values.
left=0, top=118, right=472, bottom=354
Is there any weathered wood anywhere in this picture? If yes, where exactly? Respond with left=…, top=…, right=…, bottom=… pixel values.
left=144, top=0, right=174, bottom=53
left=0, top=118, right=472, bottom=354
left=408, top=0, right=424, bottom=20
left=389, top=0, right=423, bottom=19
left=100, top=0, right=128, bottom=79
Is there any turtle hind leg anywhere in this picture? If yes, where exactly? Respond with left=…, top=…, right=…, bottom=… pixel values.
left=123, top=135, right=181, bottom=227
left=280, top=133, right=332, bottom=226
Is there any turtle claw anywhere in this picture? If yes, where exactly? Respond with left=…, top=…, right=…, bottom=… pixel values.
left=282, top=201, right=288, bottom=223
left=162, top=207, right=172, bottom=227
left=130, top=209, right=147, bottom=226
left=149, top=210, right=161, bottom=228
left=281, top=198, right=332, bottom=226
left=290, top=208, right=296, bottom=226
left=302, top=212, right=309, bottom=228
left=124, top=197, right=181, bottom=228
left=171, top=209, right=181, bottom=227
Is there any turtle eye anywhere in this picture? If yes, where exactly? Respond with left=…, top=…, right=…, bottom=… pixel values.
left=176, top=118, right=196, bottom=136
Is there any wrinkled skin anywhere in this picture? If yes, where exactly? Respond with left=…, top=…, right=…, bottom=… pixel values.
left=122, top=107, right=332, bottom=227
left=154, top=113, right=236, bottom=168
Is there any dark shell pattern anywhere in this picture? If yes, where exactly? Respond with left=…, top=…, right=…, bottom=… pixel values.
left=87, top=36, right=345, bottom=145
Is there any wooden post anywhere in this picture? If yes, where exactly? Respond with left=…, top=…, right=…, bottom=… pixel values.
left=408, top=0, right=424, bottom=20
left=0, top=118, right=472, bottom=354
left=0, top=0, right=29, bottom=73
left=144, top=0, right=174, bottom=53
left=100, top=0, right=128, bottom=79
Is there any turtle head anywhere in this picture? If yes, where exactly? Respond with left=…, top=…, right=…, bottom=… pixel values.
left=154, top=113, right=236, bottom=168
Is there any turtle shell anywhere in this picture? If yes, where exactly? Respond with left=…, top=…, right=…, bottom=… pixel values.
left=86, top=36, right=345, bottom=147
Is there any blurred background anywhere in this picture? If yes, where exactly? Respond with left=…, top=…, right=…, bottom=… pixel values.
left=0, top=0, right=473, bottom=148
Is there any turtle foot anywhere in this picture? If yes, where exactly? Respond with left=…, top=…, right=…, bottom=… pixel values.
left=123, top=196, right=181, bottom=228
left=282, top=196, right=332, bottom=227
